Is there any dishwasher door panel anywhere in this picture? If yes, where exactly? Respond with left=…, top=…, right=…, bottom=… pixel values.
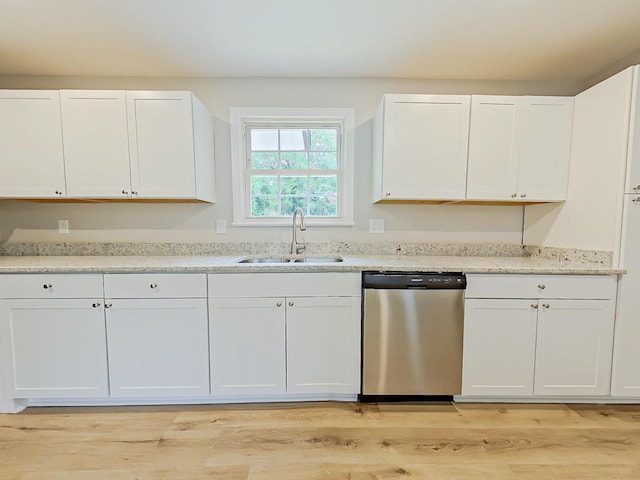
left=362, top=288, right=463, bottom=395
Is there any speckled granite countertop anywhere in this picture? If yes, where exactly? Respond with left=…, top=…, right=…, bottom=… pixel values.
left=0, top=254, right=623, bottom=275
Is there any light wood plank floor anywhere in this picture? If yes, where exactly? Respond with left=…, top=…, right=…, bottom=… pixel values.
left=1, top=401, right=639, bottom=479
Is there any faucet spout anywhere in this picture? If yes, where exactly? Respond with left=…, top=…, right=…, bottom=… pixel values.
left=291, top=207, right=307, bottom=255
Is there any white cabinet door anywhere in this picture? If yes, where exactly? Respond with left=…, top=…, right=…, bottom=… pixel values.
left=462, top=299, right=537, bottom=396
left=534, top=299, right=615, bottom=396
left=612, top=196, right=640, bottom=396
left=517, top=96, right=573, bottom=201
left=209, top=297, right=286, bottom=396
left=286, top=296, right=361, bottom=395
left=0, top=90, right=66, bottom=197
left=60, top=90, right=132, bottom=198
left=466, top=95, right=572, bottom=202
left=625, top=68, right=640, bottom=193
left=127, top=91, right=210, bottom=200
left=373, top=94, right=470, bottom=201
left=466, top=96, right=520, bottom=200
left=105, top=298, right=209, bottom=398
left=0, top=299, right=108, bottom=398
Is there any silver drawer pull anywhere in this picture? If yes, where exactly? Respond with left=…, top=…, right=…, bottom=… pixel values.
left=531, top=304, right=539, bottom=309
left=150, top=283, right=158, bottom=289
left=288, top=301, right=294, bottom=307
left=43, top=284, right=53, bottom=289
left=542, top=303, right=550, bottom=309
left=105, top=303, right=113, bottom=309
left=92, top=302, right=101, bottom=308
left=537, top=284, right=546, bottom=289
left=276, top=302, right=282, bottom=307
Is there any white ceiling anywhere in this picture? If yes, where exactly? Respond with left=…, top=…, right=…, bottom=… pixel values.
left=2, top=0, right=640, bottom=81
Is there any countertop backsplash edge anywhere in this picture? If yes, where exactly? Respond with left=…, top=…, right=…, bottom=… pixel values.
left=0, top=241, right=612, bottom=266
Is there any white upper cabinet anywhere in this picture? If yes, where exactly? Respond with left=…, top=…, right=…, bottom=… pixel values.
left=372, top=94, right=471, bottom=202
left=60, top=90, right=132, bottom=198
left=0, top=90, right=66, bottom=198
left=467, top=95, right=573, bottom=202
left=1, top=89, right=215, bottom=202
left=126, top=91, right=215, bottom=202
left=466, top=96, right=520, bottom=201
left=625, top=68, right=640, bottom=194
left=517, top=97, right=574, bottom=201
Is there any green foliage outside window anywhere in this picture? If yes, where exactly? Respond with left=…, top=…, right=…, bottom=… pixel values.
left=248, top=127, right=339, bottom=218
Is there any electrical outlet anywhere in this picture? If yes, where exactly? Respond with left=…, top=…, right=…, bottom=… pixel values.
left=58, top=219, right=69, bottom=234
left=369, top=219, right=384, bottom=234
left=216, top=219, right=227, bottom=234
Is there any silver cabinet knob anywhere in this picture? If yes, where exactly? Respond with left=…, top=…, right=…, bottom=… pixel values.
left=538, top=284, right=546, bottom=289
left=150, top=283, right=158, bottom=289
left=288, top=301, right=294, bottom=307
left=276, top=302, right=282, bottom=307
left=520, top=193, right=527, bottom=198
left=385, top=192, right=391, bottom=197
left=122, top=190, right=129, bottom=195
left=531, top=304, right=539, bottom=309
left=54, top=190, right=63, bottom=196
left=633, top=197, right=640, bottom=204
left=43, top=283, right=53, bottom=289
left=131, top=191, right=138, bottom=196
left=511, top=193, right=517, bottom=198
left=542, top=303, right=550, bottom=309
left=633, top=185, right=640, bottom=191
left=105, top=303, right=113, bottom=309
left=92, top=302, right=101, bottom=308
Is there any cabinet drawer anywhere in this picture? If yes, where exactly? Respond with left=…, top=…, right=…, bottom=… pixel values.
left=208, top=272, right=361, bottom=298
left=0, top=274, right=103, bottom=299
left=104, top=273, right=207, bottom=298
left=466, top=274, right=617, bottom=300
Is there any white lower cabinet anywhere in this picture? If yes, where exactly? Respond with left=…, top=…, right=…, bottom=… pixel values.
left=286, top=296, right=361, bottom=395
left=208, top=273, right=361, bottom=398
left=209, top=297, right=286, bottom=396
left=0, top=299, right=108, bottom=398
left=462, top=274, right=617, bottom=398
left=462, top=299, right=537, bottom=396
left=534, top=299, right=615, bottom=396
left=104, top=274, right=210, bottom=398
left=0, top=274, right=107, bottom=398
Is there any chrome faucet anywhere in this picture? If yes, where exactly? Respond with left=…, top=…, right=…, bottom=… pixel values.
left=291, top=207, right=307, bottom=255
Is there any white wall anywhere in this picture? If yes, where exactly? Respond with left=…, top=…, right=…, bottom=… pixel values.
left=0, top=75, right=580, bottom=245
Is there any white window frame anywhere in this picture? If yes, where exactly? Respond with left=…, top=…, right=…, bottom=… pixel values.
left=230, top=107, right=355, bottom=226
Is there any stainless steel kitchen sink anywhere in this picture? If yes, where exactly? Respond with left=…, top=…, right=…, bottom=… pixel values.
left=235, top=257, right=292, bottom=263
left=235, top=256, right=343, bottom=264
left=292, top=257, right=343, bottom=263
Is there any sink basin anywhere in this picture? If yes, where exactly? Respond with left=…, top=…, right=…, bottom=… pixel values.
left=235, top=256, right=343, bottom=264
left=293, top=257, right=343, bottom=263
left=236, top=257, right=293, bottom=263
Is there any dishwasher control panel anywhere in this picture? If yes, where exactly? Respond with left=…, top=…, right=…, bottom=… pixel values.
left=363, top=272, right=466, bottom=290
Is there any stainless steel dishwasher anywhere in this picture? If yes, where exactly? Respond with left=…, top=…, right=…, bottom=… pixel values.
left=361, top=271, right=466, bottom=400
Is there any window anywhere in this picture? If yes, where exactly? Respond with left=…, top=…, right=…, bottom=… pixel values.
left=230, top=108, right=355, bottom=226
